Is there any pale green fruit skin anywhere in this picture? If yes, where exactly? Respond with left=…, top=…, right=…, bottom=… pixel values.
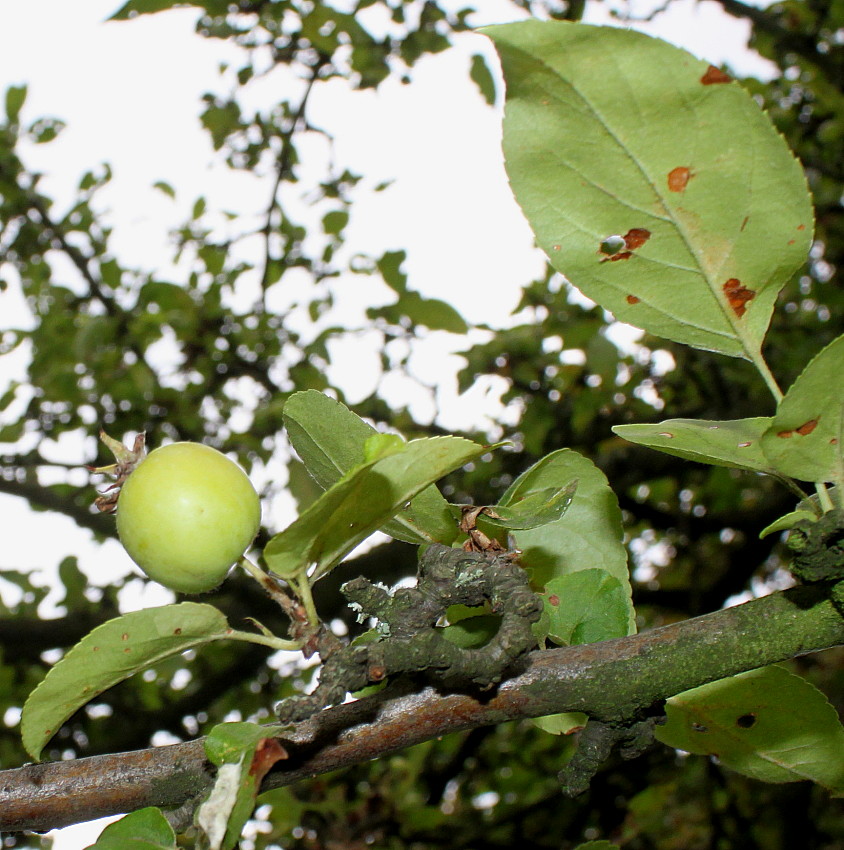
left=116, top=442, right=261, bottom=594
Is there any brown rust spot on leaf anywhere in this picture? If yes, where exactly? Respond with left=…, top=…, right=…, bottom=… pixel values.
left=701, top=65, right=732, bottom=84
left=796, top=418, right=819, bottom=435
left=623, top=228, right=651, bottom=250
left=777, top=429, right=794, bottom=438
left=626, top=294, right=640, bottom=305
left=723, top=278, right=756, bottom=318
left=667, top=167, right=691, bottom=192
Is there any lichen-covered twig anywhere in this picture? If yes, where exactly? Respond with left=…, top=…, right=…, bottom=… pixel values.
left=276, top=544, right=543, bottom=723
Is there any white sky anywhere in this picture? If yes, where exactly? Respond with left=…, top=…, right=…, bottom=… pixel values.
left=0, top=1, right=776, bottom=846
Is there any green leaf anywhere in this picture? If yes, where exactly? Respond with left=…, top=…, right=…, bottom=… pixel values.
left=761, top=335, right=844, bottom=482
left=198, top=722, right=290, bottom=850
left=573, top=842, right=621, bottom=850
left=107, top=0, right=221, bottom=20
left=283, top=390, right=458, bottom=545
left=485, top=20, right=813, bottom=360
left=86, top=808, right=176, bottom=849
left=441, top=606, right=500, bottom=649
left=473, top=480, right=578, bottom=531
left=264, top=436, right=487, bottom=582
left=371, top=290, right=470, bottom=334
left=613, top=417, right=776, bottom=474
left=376, top=250, right=408, bottom=293
left=656, top=666, right=844, bottom=792
left=469, top=53, right=497, bottom=106
left=532, top=712, right=587, bottom=736
left=542, top=569, right=631, bottom=646
left=22, top=603, right=231, bottom=760
left=498, top=449, right=634, bottom=632
left=152, top=180, right=176, bottom=199
left=759, top=509, right=817, bottom=539
left=5, top=84, right=27, bottom=124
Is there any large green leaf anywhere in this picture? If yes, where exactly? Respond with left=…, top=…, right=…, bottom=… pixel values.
left=85, top=808, right=176, bottom=850
left=613, top=417, right=777, bottom=474
left=542, top=569, right=631, bottom=646
left=485, top=20, right=813, bottom=360
left=656, top=666, right=844, bottom=792
left=761, top=334, right=844, bottom=483
left=498, top=449, right=634, bottom=632
left=198, top=722, right=290, bottom=850
left=22, top=603, right=231, bottom=761
left=283, top=390, right=458, bottom=545
left=264, top=435, right=486, bottom=582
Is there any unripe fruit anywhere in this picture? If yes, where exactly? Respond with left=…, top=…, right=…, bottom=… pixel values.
left=116, top=442, right=261, bottom=594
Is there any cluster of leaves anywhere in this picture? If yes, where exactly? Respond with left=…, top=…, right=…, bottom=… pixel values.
left=1, top=0, right=844, bottom=848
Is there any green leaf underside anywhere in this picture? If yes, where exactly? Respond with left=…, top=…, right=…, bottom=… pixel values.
left=499, top=449, right=635, bottom=633
left=613, top=417, right=776, bottom=473
left=656, top=666, right=844, bottom=792
left=532, top=712, right=587, bottom=736
left=22, top=603, right=230, bottom=761
left=759, top=509, right=817, bottom=539
left=200, top=722, right=290, bottom=850
left=87, top=808, right=176, bottom=849
left=543, top=569, right=631, bottom=646
left=283, top=390, right=458, bottom=544
left=485, top=20, right=812, bottom=359
left=761, top=334, right=844, bottom=482
left=475, top=480, right=578, bottom=530
left=264, top=435, right=486, bottom=582
left=205, top=720, right=291, bottom=767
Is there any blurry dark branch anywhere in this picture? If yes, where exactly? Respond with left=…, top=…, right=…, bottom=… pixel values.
left=258, top=56, right=329, bottom=293
left=0, top=473, right=113, bottom=537
left=23, top=192, right=117, bottom=317
left=0, top=610, right=119, bottom=661
left=3, top=583, right=843, bottom=833
left=710, top=0, right=841, bottom=80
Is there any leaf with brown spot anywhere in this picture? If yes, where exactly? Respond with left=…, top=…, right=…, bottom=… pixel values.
left=622, top=227, right=650, bottom=250
left=762, top=335, right=844, bottom=482
left=22, top=603, right=231, bottom=761
left=626, top=294, right=640, bottom=305
left=667, top=166, right=691, bottom=192
left=657, top=666, right=844, bottom=792
left=701, top=65, right=732, bottom=84
left=614, top=417, right=777, bottom=474
left=486, top=20, right=813, bottom=360
left=723, top=278, right=756, bottom=318
left=796, top=419, right=819, bottom=436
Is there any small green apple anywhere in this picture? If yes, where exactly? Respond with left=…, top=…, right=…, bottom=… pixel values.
left=116, top=442, right=261, bottom=593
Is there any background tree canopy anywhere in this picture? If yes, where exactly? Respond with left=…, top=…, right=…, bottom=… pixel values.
left=0, top=0, right=843, bottom=847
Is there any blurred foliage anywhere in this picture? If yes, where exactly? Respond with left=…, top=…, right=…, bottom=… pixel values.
left=0, top=0, right=842, bottom=847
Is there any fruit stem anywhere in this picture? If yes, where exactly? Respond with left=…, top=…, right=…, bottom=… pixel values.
left=239, top=555, right=300, bottom=610
left=816, top=482, right=835, bottom=513
left=290, top=573, right=320, bottom=629
left=226, top=629, right=303, bottom=652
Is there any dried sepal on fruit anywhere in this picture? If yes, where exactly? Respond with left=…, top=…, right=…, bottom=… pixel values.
left=88, top=431, right=147, bottom=513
